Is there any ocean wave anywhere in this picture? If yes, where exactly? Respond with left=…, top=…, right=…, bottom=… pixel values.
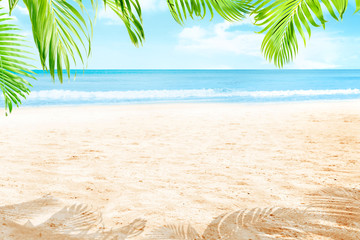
left=24, top=89, right=360, bottom=101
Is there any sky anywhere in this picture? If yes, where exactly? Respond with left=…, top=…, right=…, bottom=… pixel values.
left=4, top=0, right=360, bottom=69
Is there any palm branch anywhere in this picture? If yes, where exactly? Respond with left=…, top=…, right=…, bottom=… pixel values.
left=8, top=0, right=19, bottom=14
left=22, top=0, right=92, bottom=83
left=11, top=0, right=144, bottom=76
left=252, top=0, right=348, bottom=67
left=0, top=8, right=35, bottom=115
left=167, top=0, right=253, bottom=24
left=103, top=0, right=144, bottom=46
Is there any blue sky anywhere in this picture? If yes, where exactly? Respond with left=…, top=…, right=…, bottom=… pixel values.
left=5, top=0, right=360, bottom=69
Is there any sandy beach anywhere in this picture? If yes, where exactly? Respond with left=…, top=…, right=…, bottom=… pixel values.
left=1, top=101, right=360, bottom=239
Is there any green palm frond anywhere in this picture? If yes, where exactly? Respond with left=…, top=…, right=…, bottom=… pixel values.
left=322, top=0, right=348, bottom=18
left=253, top=0, right=347, bottom=67
left=103, top=0, right=144, bottom=46
left=103, top=0, right=142, bottom=18
left=22, top=0, right=92, bottom=83
left=8, top=0, right=20, bottom=14
left=167, top=0, right=253, bottom=24
left=0, top=9, right=34, bottom=115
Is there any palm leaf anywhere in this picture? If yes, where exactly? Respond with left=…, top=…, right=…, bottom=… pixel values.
left=103, top=0, right=142, bottom=20
left=8, top=0, right=20, bottom=15
left=0, top=9, right=35, bottom=115
left=103, top=0, right=144, bottom=46
left=253, top=0, right=346, bottom=67
left=22, top=0, right=92, bottom=83
left=356, top=0, right=360, bottom=12
left=167, top=0, right=253, bottom=24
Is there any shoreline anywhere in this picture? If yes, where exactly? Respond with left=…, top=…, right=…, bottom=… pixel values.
left=9, top=97, right=360, bottom=110
left=1, top=100, right=360, bottom=238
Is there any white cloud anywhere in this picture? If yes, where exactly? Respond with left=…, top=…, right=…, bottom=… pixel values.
left=290, top=31, right=360, bottom=69
left=21, top=30, right=33, bottom=37
left=139, top=0, right=167, bottom=11
left=178, top=26, right=207, bottom=40
left=177, top=18, right=263, bottom=56
left=177, top=16, right=360, bottom=69
left=16, top=5, right=29, bottom=15
left=98, top=6, right=123, bottom=25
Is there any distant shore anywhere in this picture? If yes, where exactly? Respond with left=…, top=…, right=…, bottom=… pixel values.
left=1, top=101, right=360, bottom=238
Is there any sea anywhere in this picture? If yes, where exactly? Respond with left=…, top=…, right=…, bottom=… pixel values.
left=13, top=69, right=360, bottom=106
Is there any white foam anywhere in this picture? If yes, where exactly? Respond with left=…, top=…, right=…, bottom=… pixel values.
left=25, top=88, right=360, bottom=101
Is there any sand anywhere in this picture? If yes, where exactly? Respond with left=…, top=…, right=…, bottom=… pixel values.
left=0, top=101, right=360, bottom=239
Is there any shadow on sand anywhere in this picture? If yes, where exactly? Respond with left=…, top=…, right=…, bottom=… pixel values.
left=0, top=195, right=146, bottom=239
left=149, top=187, right=360, bottom=239
left=1, top=186, right=360, bottom=239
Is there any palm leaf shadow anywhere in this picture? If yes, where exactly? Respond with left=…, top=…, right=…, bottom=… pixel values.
left=307, top=187, right=360, bottom=225
left=305, top=187, right=360, bottom=239
left=149, top=187, right=360, bottom=239
left=0, top=196, right=146, bottom=239
left=37, top=204, right=102, bottom=235
left=202, top=207, right=311, bottom=239
left=149, top=208, right=311, bottom=240
left=0, top=195, right=61, bottom=223
left=148, top=224, right=201, bottom=239
left=99, top=218, right=147, bottom=240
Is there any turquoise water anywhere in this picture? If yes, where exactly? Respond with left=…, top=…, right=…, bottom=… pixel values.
left=14, top=69, right=360, bottom=106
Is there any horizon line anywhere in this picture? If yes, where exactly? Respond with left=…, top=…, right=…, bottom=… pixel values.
left=31, top=68, right=360, bottom=71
